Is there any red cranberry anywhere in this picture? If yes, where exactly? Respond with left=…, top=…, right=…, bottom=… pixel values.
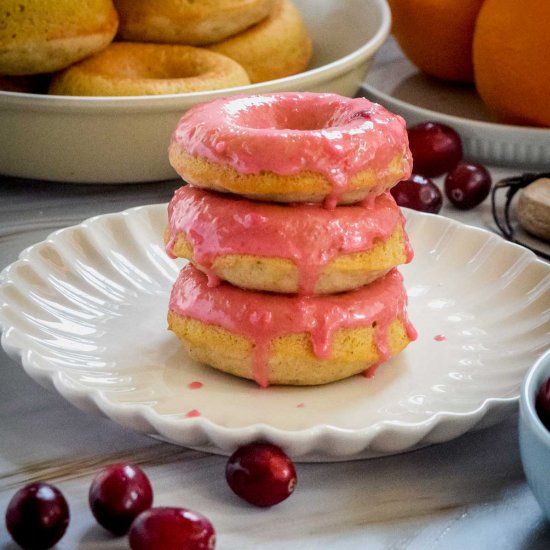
left=444, top=161, right=492, bottom=209
left=536, top=377, right=550, bottom=429
left=390, top=174, right=443, bottom=214
left=89, top=463, right=153, bottom=535
left=128, top=507, right=216, bottom=550
left=225, top=442, right=297, bottom=507
left=5, top=482, right=69, bottom=550
left=407, top=121, right=463, bottom=177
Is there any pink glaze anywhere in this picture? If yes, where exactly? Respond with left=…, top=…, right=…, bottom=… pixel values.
left=170, top=93, right=412, bottom=204
left=185, top=409, right=201, bottom=417
left=187, top=381, right=204, bottom=389
left=166, top=186, right=412, bottom=294
left=434, top=334, right=447, bottom=342
left=169, top=265, right=417, bottom=387
left=363, top=363, right=381, bottom=379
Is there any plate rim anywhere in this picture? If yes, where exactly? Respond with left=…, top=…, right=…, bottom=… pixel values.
left=361, top=55, right=550, bottom=138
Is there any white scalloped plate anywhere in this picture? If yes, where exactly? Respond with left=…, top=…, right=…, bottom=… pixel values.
left=1, top=205, right=550, bottom=461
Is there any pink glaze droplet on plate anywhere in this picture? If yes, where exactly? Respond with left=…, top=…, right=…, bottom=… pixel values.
left=185, top=409, right=201, bottom=418
left=434, top=334, right=447, bottom=342
left=187, top=381, right=204, bottom=390
left=296, top=403, right=305, bottom=408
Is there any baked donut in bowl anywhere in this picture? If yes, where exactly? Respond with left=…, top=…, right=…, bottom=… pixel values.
left=165, top=186, right=412, bottom=294
left=0, top=0, right=393, bottom=183
left=169, top=92, right=412, bottom=206
left=49, top=43, right=250, bottom=96
left=113, top=0, right=276, bottom=46
left=207, top=0, right=312, bottom=83
left=0, top=0, right=118, bottom=75
left=168, top=265, right=417, bottom=387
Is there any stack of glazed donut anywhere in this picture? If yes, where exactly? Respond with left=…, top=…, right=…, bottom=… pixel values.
left=165, top=92, right=418, bottom=387
left=0, top=0, right=312, bottom=96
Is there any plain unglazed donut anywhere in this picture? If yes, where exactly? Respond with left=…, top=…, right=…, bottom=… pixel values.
left=165, top=186, right=413, bottom=294
left=48, top=42, right=251, bottom=96
left=168, top=264, right=417, bottom=387
left=113, top=0, right=277, bottom=46
left=206, top=0, right=312, bottom=83
left=0, top=0, right=118, bottom=75
left=169, top=92, right=412, bottom=206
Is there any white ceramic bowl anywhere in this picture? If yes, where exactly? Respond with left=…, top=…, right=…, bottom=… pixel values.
left=0, top=0, right=391, bottom=184
left=519, top=348, right=550, bottom=520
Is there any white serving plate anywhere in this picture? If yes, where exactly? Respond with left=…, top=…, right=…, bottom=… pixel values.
left=0, top=0, right=390, bottom=184
left=2, top=204, right=549, bottom=461
left=361, top=42, right=550, bottom=170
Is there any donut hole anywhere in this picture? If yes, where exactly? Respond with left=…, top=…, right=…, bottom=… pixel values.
left=77, top=44, right=219, bottom=81
left=106, top=57, right=202, bottom=80
left=235, top=96, right=359, bottom=131
left=49, top=42, right=251, bottom=96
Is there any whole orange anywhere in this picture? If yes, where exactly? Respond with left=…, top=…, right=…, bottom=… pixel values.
left=387, top=0, right=485, bottom=83
left=473, top=0, right=550, bottom=127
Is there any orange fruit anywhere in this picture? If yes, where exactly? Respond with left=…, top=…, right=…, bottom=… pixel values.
left=473, top=0, right=550, bottom=127
left=387, top=0, right=485, bottom=83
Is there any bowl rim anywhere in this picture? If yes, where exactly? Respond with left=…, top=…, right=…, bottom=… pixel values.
left=0, top=0, right=391, bottom=113
left=520, top=347, right=550, bottom=447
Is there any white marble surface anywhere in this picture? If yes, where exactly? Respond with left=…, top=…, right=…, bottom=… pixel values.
left=1, top=38, right=550, bottom=549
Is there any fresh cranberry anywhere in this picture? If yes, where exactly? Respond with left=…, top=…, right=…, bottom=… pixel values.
left=444, top=161, right=492, bottom=209
left=390, top=174, right=443, bottom=213
left=5, top=482, right=69, bottom=550
left=407, top=121, right=463, bottom=177
left=536, top=377, right=550, bottom=430
left=225, top=442, right=297, bottom=507
left=128, top=507, right=216, bottom=550
left=89, top=463, right=153, bottom=535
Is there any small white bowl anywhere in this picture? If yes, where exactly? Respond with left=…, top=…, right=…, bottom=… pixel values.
left=519, top=348, right=550, bottom=520
left=0, top=0, right=391, bottom=184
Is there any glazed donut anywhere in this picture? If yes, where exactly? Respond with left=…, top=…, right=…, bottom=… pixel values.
left=113, top=0, right=277, bottom=46
left=168, top=265, right=417, bottom=387
left=206, top=0, right=312, bottom=83
left=165, top=186, right=412, bottom=294
left=0, top=0, right=118, bottom=75
left=169, top=92, right=413, bottom=206
left=48, top=42, right=250, bottom=96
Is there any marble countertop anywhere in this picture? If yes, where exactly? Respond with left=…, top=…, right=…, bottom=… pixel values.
left=1, top=39, right=550, bottom=549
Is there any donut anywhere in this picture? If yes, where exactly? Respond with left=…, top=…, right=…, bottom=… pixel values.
left=0, top=0, right=118, bottom=75
left=168, top=93, right=412, bottom=206
left=206, top=0, right=312, bottom=83
left=165, top=186, right=413, bottom=294
left=113, top=0, right=277, bottom=46
left=48, top=42, right=250, bottom=96
left=168, top=265, right=417, bottom=387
